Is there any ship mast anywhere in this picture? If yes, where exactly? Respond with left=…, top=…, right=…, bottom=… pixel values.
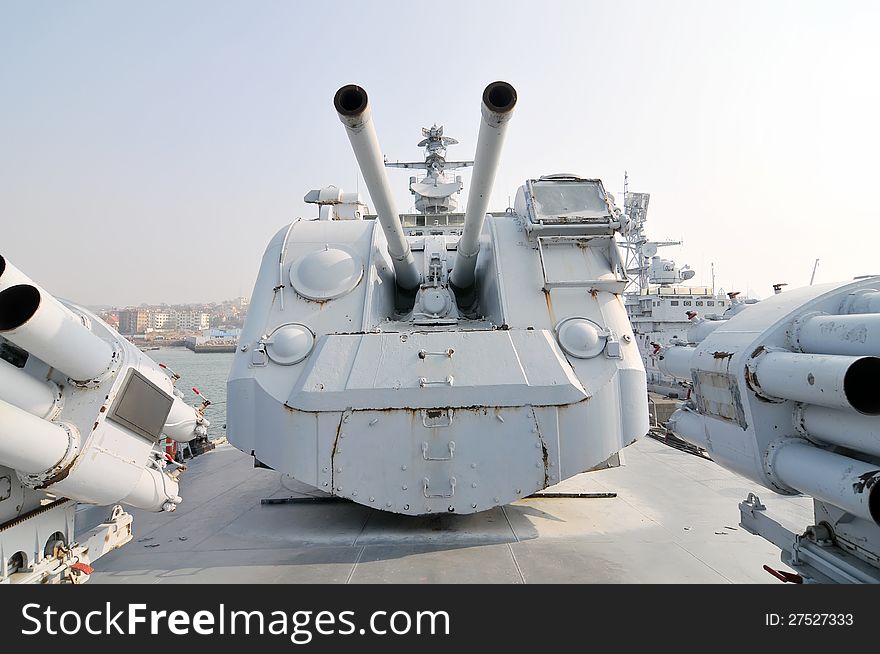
left=620, top=174, right=680, bottom=293
left=385, top=124, right=474, bottom=215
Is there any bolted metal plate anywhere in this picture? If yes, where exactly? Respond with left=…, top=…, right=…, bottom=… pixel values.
left=287, top=330, right=587, bottom=411
left=331, top=406, right=547, bottom=515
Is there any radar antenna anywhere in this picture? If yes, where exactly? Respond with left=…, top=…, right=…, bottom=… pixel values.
left=385, top=124, right=474, bottom=214
left=620, top=173, right=682, bottom=291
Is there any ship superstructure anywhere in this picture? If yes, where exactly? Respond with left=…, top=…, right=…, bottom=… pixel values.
left=621, top=183, right=745, bottom=397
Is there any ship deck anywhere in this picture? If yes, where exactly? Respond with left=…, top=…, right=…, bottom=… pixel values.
left=88, top=437, right=812, bottom=584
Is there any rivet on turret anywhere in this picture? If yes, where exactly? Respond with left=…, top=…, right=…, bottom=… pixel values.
left=352, top=491, right=358, bottom=497
left=401, top=465, right=407, bottom=471
left=402, top=485, right=408, bottom=490
left=471, top=503, right=477, bottom=509
left=369, top=496, right=375, bottom=502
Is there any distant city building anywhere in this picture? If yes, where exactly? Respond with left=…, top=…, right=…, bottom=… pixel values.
left=149, top=311, right=172, bottom=330
left=173, top=310, right=210, bottom=331
left=118, top=309, right=148, bottom=334
left=113, top=299, right=245, bottom=336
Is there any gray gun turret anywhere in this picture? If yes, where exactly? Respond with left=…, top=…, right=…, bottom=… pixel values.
left=228, top=81, right=648, bottom=516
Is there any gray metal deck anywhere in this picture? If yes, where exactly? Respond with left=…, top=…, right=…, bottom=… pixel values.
left=90, top=438, right=812, bottom=583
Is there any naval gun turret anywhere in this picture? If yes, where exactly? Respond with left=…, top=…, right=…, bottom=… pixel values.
left=660, top=278, right=880, bottom=582
left=227, top=81, right=649, bottom=516
left=0, top=255, right=209, bottom=583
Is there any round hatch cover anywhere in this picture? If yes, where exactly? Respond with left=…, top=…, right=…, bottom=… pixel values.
left=556, top=317, right=607, bottom=359
left=289, top=246, right=363, bottom=301
left=265, top=323, right=314, bottom=365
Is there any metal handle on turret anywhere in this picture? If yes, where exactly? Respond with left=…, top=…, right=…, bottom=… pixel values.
left=333, top=85, right=421, bottom=290
left=449, top=81, right=517, bottom=291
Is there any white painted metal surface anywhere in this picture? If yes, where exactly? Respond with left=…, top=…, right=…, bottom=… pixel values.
left=0, top=357, right=60, bottom=418
left=768, top=440, right=879, bottom=523
left=0, top=399, right=74, bottom=474
left=796, top=405, right=880, bottom=457
left=749, top=350, right=880, bottom=413
left=0, top=282, right=114, bottom=382
left=792, top=312, right=880, bottom=356
left=657, top=344, right=696, bottom=381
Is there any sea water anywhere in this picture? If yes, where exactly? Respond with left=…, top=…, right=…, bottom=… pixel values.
left=148, top=347, right=234, bottom=440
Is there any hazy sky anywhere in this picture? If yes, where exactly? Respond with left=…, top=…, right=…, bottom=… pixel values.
left=2, top=1, right=878, bottom=306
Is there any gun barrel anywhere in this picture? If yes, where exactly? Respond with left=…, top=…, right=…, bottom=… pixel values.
left=751, top=351, right=880, bottom=415
left=657, top=345, right=696, bottom=381
left=769, top=440, right=880, bottom=525
left=0, top=281, right=114, bottom=382
left=0, top=398, right=75, bottom=474
left=0, top=254, right=32, bottom=291
left=793, top=313, right=880, bottom=356
left=0, top=357, right=60, bottom=418
left=450, top=81, right=517, bottom=290
left=334, top=85, right=420, bottom=290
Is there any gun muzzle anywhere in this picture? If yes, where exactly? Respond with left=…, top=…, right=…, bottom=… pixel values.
left=449, top=81, right=517, bottom=291
left=0, top=282, right=114, bottom=383
left=334, top=85, right=421, bottom=290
